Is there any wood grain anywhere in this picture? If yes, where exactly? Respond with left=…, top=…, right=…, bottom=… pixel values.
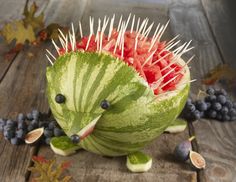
left=169, top=0, right=236, bottom=181
left=35, top=0, right=197, bottom=181
left=201, top=0, right=236, bottom=68
left=0, top=0, right=87, bottom=181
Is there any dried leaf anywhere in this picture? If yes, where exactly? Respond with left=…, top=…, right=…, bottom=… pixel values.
left=39, top=23, right=69, bottom=40
left=23, top=2, right=44, bottom=31
left=202, top=64, right=236, bottom=85
left=0, top=20, right=36, bottom=44
left=29, top=156, right=72, bottom=182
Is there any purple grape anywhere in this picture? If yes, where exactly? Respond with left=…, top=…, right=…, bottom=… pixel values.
left=45, top=137, right=51, bottom=145
left=205, top=95, right=216, bottom=102
left=196, top=101, right=208, bottom=111
left=207, top=110, right=217, bottom=118
left=222, top=114, right=230, bottom=121
left=212, top=102, right=222, bottom=111
left=229, top=108, right=236, bottom=117
left=221, top=106, right=229, bottom=115
left=225, top=100, right=233, bottom=109
left=217, top=95, right=227, bottom=105
left=206, top=87, right=215, bottom=95
left=216, top=113, right=223, bottom=121
left=187, top=104, right=196, bottom=112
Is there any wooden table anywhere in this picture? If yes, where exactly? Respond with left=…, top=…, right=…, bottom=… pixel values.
left=0, top=0, right=235, bottom=181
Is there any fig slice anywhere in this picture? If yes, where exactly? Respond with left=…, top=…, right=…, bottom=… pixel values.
left=25, top=128, right=44, bottom=144
left=189, top=151, right=206, bottom=169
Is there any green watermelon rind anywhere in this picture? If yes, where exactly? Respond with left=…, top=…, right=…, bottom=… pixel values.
left=46, top=51, right=190, bottom=156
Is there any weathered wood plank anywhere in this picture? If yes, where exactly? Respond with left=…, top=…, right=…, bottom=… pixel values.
left=201, top=0, right=236, bottom=68
left=0, top=0, right=26, bottom=82
left=169, top=0, right=236, bottom=181
left=0, top=0, right=87, bottom=181
left=38, top=133, right=196, bottom=182
left=35, top=0, right=197, bottom=181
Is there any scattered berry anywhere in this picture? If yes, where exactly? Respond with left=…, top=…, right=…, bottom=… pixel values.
left=55, top=94, right=66, bottom=104
left=100, top=100, right=110, bottom=110
left=70, top=134, right=80, bottom=143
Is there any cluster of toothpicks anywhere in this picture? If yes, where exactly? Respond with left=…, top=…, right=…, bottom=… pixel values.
left=46, top=14, right=196, bottom=94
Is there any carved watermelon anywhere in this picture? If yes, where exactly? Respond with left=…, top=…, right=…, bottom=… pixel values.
left=46, top=15, right=192, bottom=156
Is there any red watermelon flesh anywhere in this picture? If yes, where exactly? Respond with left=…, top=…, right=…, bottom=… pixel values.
left=58, top=30, right=184, bottom=95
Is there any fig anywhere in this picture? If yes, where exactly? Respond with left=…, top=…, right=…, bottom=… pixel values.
left=189, top=151, right=206, bottom=169
left=25, top=127, right=44, bottom=144
left=174, top=136, right=195, bottom=161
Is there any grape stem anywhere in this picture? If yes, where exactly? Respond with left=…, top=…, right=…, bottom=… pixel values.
left=188, top=136, right=195, bottom=141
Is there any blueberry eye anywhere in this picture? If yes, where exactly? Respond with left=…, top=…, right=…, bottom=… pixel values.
left=55, top=94, right=66, bottom=104
left=100, top=99, right=110, bottom=110
left=70, top=134, right=80, bottom=143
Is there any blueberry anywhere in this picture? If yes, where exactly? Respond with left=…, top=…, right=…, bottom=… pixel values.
left=174, top=140, right=192, bottom=161
left=70, top=134, right=80, bottom=143
left=207, top=110, right=217, bottom=118
left=17, top=113, right=25, bottom=122
left=18, top=121, right=27, bottom=130
left=45, top=137, right=51, bottom=145
left=16, top=129, right=26, bottom=139
left=39, top=121, right=49, bottom=128
left=100, top=100, right=110, bottom=110
left=233, top=102, right=236, bottom=109
left=0, top=118, right=6, bottom=125
left=212, top=102, right=222, bottom=111
left=217, top=95, right=227, bottom=105
left=6, top=129, right=15, bottom=139
left=32, top=109, right=40, bottom=120
left=44, top=128, right=53, bottom=138
left=196, top=101, right=208, bottom=111
left=27, top=124, right=35, bottom=132
left=26, top=112, right=33, bottom=120
left=11, top=137, right=21, bottom=145
left=221, top=106, right=229, bottom=115
left=186, top=98, right=192, bottom=105
left=55, top=94, right=66, bottom=104
left=54, top=127, right=64, bottom=137
left=206, top=87, right=215, bottom=95
left=48, top=121, right=57, bottom=130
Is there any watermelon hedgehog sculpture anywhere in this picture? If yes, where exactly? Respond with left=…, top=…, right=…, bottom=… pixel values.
left=46, top=14, right=194, bottom=172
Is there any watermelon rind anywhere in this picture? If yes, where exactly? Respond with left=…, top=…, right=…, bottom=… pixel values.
left=126, top=151, right=152, bottom=172
left=46, top=51, right=190, bottom=156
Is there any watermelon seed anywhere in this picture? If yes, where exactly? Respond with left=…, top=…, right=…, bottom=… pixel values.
left=100, top=100, right=110, bottom=110
left=55, top=94, right=66, bottom=104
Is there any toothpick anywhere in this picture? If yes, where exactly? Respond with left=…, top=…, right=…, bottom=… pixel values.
left=141, top=49, right=157, bottom=67
left=151, top=23, right=160, bottom=43
left=51, top=39, right=60, bottom=55
left=158, top=19, right=170, bottom=41
left=79, top=21, right=83, bottom=38
left=136, top=17, right=140, bottom=32
left=71, top=23, right=76, bottom=51
left=46, top=54, right=54, bottom=65
left=58, top=36, right=66, bottom=49
left=165, top=34, right=180, bottom=47
left=46, top=49, right=56, bottom=60
left=58, top=29, right=66, bottom=41
left=151, top=66, right=176, bottom=90
left=117, top=15, right=123, bottom=32
left=108, top=14, right=115, bottom=40
left=130, top=14, right=135, bottom=33
left=160, top=74, right=179, bottom=89
left=65, top=35, right=68, bottom=53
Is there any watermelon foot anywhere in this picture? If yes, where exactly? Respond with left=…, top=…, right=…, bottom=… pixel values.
left=126, top=151, right=152, bottom=172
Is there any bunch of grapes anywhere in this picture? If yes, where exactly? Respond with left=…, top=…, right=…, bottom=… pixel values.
left=182, top=88, right=236, bottom=122
left=0, top=110, right=65, bottom=145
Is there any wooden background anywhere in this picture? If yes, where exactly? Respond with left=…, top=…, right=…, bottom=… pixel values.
left=0, top=0, right=235, bottom=181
